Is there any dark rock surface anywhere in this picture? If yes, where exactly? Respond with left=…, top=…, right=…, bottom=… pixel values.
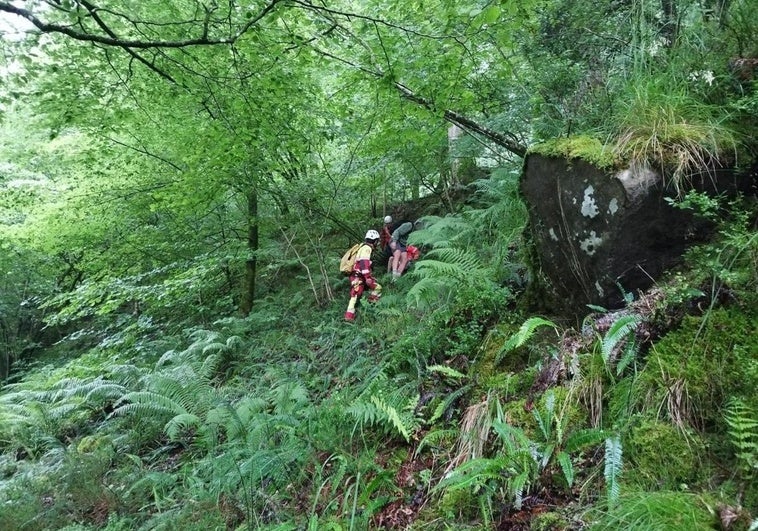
left=520, top=154, right=750, bottom=314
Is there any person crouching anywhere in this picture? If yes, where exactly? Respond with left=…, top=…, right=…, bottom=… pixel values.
left=345, top=230, right=382, bottom=321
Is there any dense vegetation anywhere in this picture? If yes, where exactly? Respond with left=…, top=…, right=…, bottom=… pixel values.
left=0, top=0, right=756, bottom=529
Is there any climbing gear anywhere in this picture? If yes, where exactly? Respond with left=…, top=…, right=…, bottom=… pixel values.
left=365, top=229, right=380, bottom=241
left=384, top=215, right=392, bottom=224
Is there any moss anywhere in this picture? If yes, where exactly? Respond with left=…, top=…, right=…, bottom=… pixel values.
left=471, top=322, right=535, bottom=397
left=532, top=511, right=571, bottom=531
left=437, top=487, right=484, bottom=523
left=529, top=136, right=620, bottom=169
left=502, top=397, right=534, bottom=430
left=624, top=417, right=707, bottom=490
left=636, top=308, right=758, bottom=430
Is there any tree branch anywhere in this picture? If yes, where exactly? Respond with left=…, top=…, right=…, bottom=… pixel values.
left=0, top=0, right=281, bottom=49
left=310, top=44, right=528, bottom=158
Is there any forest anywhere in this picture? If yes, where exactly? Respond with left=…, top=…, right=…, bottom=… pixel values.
left=0, top=0, right=756, bottom=529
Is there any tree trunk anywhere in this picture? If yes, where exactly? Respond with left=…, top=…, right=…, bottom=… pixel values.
left=240, top=188, right=258, bottom=316
left=660, top=0, right=678, bottom=45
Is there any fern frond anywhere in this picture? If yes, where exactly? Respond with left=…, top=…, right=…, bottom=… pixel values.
left=371, top=395, right=411, bottom=442
left=270, top=380, right=310, bottom=415
left=426, top=365, right=467, bottom=380
left=347, top=372, right=420, bottom=442
left=429, top=385, right=471, bottom=425
left=497, top=317, right=558, bottom=362
left=557, top=451, right=574, bottom=487
left=412, top=259, right=469, bottom=278
left=105, top=363, right=147, bottom=386
left=197, top=352, right=222, bottom=380
left=410, top=215, right=469, bottom=249
left=509, top=468, right=530, bottom=509
left=48, top=402, right=79, bottom=420
left=601, top=315, right=641, bottom=363
left=164, top=413, right=203, bottom=441
left=564, top=428, right=608, bottom=454
left=406, top=277, right=452, bottom=310
left=604, top=435, right=623, bottom=509
left=492, top=420, right=531, bottom=454
left=424, top=247, right=483, bottom=273
left=436, top=457, right=506, bottom=491
left=415, top=428, right=459, bottom=455
left=111, top=391, right=186, bottom=418
left=725, top=397, right=758, bottom=477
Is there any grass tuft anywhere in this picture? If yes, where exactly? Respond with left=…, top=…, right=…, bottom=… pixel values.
left=612, top=79, right=739, bottom=196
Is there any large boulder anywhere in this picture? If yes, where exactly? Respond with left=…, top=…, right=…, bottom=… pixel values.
left=520, top=153, right=752, bottom=314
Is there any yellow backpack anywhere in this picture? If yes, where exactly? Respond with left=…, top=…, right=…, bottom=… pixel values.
left=339, top=243, right=363, bottom=274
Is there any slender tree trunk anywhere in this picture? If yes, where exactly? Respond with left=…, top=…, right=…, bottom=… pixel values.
left=660, top=0, right=678, bottom=45
left=240, top=188, right=258, bottom=316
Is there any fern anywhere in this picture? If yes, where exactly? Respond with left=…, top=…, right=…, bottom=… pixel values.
left=164, top=412, right=204, bottom=440
left=604, top=435, right=623, bottom=509
left=426, top=364, right=467, bottom=380
left=406, top=245, right=497, bottom=310
left=557, top=451, right=574, bottom=487
left=405, top=277, right=452, bottom=310
left=370, top=395, right=411, bottom=441
left=497, top=316, right=559, bottom=363
left=108, top=344, right=229, bottom=449
left=112, top=390, right=188, bottom=418
left=601, top=315, right=641, bottom=364
left=415, top=428, right=459, bottom=456
left=428, top=385, right=471, bottom=425
left=563, top=428, right=608, bottom=454
left=436, top=457, right=507, bottom=491
left=347, top=373, right=420, bottom=442
left=724, top=397, right=758, bottom=479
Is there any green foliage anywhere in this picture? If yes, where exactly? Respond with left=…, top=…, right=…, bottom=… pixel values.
left=604, top=435, right=623, bottom=509
left=435, top=389, right=610, bottom=523
left=623, top=417, right=707, bottom=491
left=614, top=91, right=738, bottom=196
left=497, top=316, right=559, bottom=363
left=390, top=262, right=513, bottom=368
left=111, top=348, right=227, bottom=450
left=528, top=390, right=607, bottom=490
left=530, top=136, right=618, bottom=169
left=347, top=370, right=420, bottom=443
left=635, top=308, right=757, bottom=430
left=724, top=398, right=758, bottom=481
left=589, top=491, right=717, bottom=530
left=682, top=201, right=758, bottom=308
left=0, top=0, right=756, bottom=529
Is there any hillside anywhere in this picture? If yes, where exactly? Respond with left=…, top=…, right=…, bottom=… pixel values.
left=0, top=169, right=756, bottom=530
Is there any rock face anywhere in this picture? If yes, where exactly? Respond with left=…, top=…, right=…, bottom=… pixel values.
left=520, top=154, right=741, bottom=314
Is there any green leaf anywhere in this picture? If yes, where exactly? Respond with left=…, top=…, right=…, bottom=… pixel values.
left=601, top=315, right=640, bottom=363
left=498, top=317, right=558, bottom=362
left=427, top=364, right=467, bottom=379
left=557, top=451, right=574, bottom=486
left=482, top=5, right=501, bottom=24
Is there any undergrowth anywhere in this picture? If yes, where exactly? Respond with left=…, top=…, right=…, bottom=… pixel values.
left=0, top=173, right=756, bottom=531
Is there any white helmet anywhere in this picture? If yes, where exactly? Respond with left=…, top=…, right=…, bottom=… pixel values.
left=384, top=215, right=392, bottom=224
left=365, top=229, right=380, bottom=241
